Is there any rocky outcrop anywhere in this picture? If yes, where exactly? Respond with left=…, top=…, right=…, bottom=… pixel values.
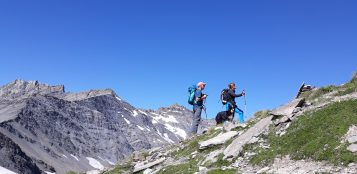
left=0, top=131, right=42, bottom=174
left=295, top=82, right=314, bottom=99
left=271, top=98, right=305, bottom=118
left=0, top=80, right=64, bottom=99
left=344, top=125, right=357, bottom=153
left=61, top=89, right=116, bottom=101
left=257, top=156, right=356, bottom=174
left=223, top=116, right=272, bottom=159
left=199, top=131, right=239, bottom=150
left=133, top=157, right=166, bottom=173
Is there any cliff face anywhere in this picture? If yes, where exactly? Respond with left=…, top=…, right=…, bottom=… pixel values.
left=0, top=80, right=194, bottom=174
left=0, top=131, right=42, bottom=174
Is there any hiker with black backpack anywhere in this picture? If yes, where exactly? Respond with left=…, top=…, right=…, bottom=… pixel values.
left=188, top=82, right=207, bottom=136
left=221, top=82, right=246, bottom=125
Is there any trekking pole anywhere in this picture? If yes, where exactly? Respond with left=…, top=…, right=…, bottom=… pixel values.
left=203, top=95, right=208, bottom=120
left=203, top=106, right=208, bottom=120
left=244, top=90, right=247, bottom=120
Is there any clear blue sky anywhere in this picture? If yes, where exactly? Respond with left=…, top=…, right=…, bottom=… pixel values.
left=0, top=1, right=356, bottom=119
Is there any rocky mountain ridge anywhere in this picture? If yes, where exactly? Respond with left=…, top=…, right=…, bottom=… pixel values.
left=0, top=80, right=198, bottom=174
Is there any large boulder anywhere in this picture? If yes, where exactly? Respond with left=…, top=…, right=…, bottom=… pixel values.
left=295, top=82, right=314, bottom=98
left=271, top=98, right=305, bottom=117
left=224, top=116, right=272, bottom=159
left=199, top=131, right=239, bottom=149
left=133, top=157, right=166, bottom=173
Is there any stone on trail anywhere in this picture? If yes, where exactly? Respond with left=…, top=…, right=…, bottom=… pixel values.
left=271, top=98, right=305, bottom=117
left=347, top=144, right=357, bottom=153
left=224, top=116, right=272, bottom=159
left=199, top=131, right=239, bottom=150
left=133, top=157, right=166, bottom=173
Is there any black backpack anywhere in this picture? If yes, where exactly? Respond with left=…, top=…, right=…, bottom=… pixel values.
left=220, top=89, right=229, bottom=105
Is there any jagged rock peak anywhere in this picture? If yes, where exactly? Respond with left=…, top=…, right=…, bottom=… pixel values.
left=139, top=104, right=190, bottom=114
left=0, top=79, right=65, bottom=98
left=157, top=104, right=190, bottom=113
left=62, top=89, right=116, bottom=101
left=169, top=103, right=188, bottom=109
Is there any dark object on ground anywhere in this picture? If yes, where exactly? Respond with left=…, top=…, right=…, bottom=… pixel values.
left=215, top=111, right=233, bottom=124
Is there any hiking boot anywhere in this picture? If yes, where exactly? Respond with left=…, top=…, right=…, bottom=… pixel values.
left=239, top=123, right=247, bottom=128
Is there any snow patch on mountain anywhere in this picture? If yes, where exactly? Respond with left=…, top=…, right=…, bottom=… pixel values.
left=164, top=123, right=187, bottom=139
left=124, top=118, right=130, bottom=124
left=106, top=159, right=115, bottom=165
left=163, top=133, right=175, bottom=143
left=86, top=157, right=104, bottom=170
left=137, top=125, right=145, bottom=131
left=97, top=156, right=106, bottom=162
left=71, top=154, right=79, bottom=161
left=115, top=96, right=122, bottom=101
left=133, top=110, right=138, bottom=117
left=152, top=115, right=179, bottom=123
left=0, top=166, right=17, bottom=174
left=138, top=110, right=147, bottom=115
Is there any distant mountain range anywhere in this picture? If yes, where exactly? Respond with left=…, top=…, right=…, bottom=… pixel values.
left=0, top=80, right=210, bottom=174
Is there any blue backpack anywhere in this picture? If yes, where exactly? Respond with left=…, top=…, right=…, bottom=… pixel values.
left=188, top=85, right=197, bottom=105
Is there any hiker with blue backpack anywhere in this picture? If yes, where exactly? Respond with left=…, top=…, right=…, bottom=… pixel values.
left=220, top=82, right=246, bottom=125
left=188, top=82, right=207, bottom=136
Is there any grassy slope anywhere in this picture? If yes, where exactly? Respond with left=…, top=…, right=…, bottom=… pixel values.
left=103, top=72, right=357, bottom=173
left=251, top=99, right=357, bottom=166
left=300, top=72, right=357, bottom=102
left=158, top=128, right=234, bottom=174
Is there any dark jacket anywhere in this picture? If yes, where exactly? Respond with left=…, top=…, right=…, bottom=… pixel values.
left=226, top=89, right=243, bottom=107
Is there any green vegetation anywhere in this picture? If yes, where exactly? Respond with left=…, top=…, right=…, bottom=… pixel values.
left=66, top=172, right=77, bottom=174
left=336, top=72, right=357, bottom=96
left=157, top=160, right=198, bottom=174
left=300, top=71, right=357, bottom=101
left=207, top=169, right=238, bottom=174
left=103, top=162, right=132, bottom=174
left=246, top=110, right=271, bottom=128
left=254, top=110, right=271, bottom=120
left=229, top=110, right=271, bottom=134
left=157, top=154, right=207, bottom=174
left=159, top=127, right=234, bottom=173
left=204, top=153, right=231, bottom=169
left=212, top=154, right=230, bottom=168
left=250, top=100, right=357, bottom=166
left=173, top=128, right=222, bottom=158
left=300, top=85, right=338, bottom=101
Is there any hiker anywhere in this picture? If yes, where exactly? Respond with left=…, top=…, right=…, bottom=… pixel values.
left=190, top=82, right=207, bottom=135
left=225, top=82, right=245, bottom=124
